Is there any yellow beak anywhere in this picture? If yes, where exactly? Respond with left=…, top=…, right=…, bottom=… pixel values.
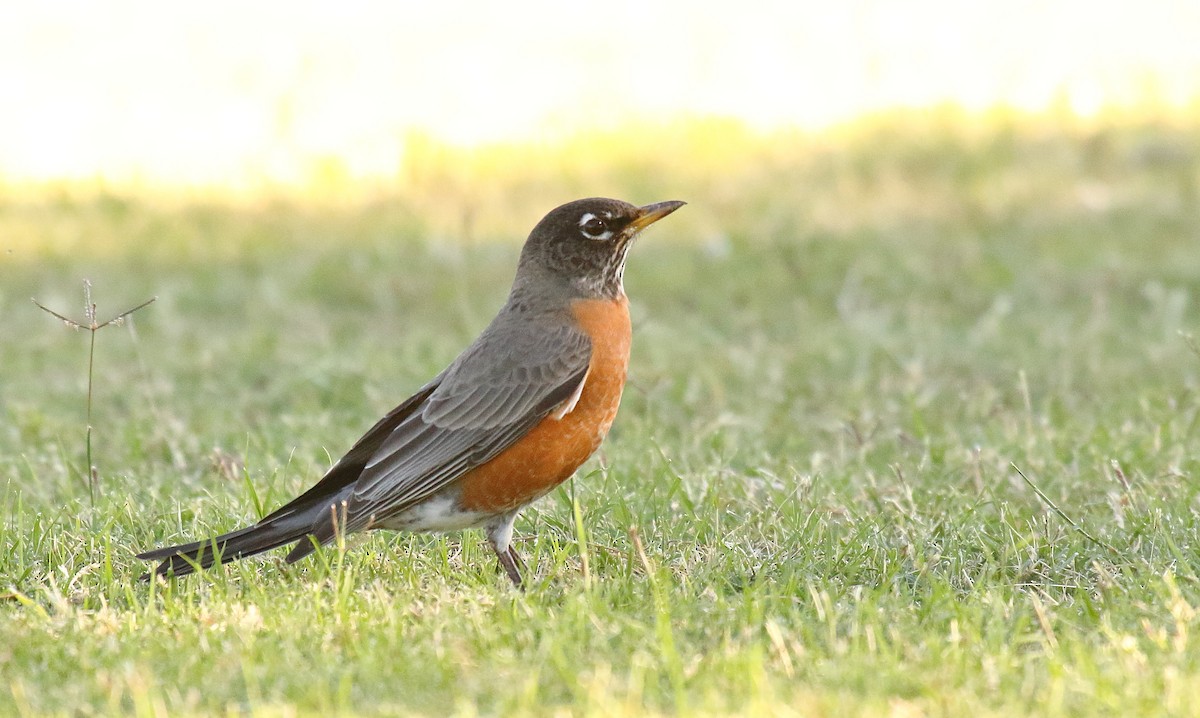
left=630, top=200, right=686, bottom=232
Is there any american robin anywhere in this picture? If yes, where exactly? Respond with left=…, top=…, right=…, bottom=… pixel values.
left=138, top=197, right=685, bottom=587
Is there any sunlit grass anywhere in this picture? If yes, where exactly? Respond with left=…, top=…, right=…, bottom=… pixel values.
left=2, top=114, right=1200, bottom=715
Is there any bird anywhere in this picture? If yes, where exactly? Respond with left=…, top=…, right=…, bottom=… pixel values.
left=138, top=197, right=685, bottom=588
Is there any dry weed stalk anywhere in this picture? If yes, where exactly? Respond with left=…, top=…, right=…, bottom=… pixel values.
left=33, top=280, right=156, bottom=507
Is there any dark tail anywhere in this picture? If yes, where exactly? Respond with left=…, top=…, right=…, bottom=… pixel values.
left=139, top=380, right=440, bottom=580
left=137, top=515, right=318, bottom=579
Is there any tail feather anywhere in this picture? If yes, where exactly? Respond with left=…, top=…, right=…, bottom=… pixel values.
left=137, top=381, right=439, bottom=581
left=137, top=518, right=313, bottom=579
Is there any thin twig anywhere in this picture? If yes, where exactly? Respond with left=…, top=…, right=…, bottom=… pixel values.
left=33, top=282, right=156, bottom=508
left=96, top=296, right=158, bottom=329
left=1011, top=462, right=1119, bottom=554
left=29, top=302, right=78, bottom=325
left=31, top=292, right=156, bottom=331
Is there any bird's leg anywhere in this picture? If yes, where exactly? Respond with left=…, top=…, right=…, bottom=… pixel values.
left=493, top=543, right=525, bottom=589
left=506, top=545, right=527, bottom=576
left=486, top=513, right=525, bottom=590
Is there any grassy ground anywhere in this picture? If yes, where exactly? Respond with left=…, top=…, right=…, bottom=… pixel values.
left=3, top=115, right=1200, bottom=716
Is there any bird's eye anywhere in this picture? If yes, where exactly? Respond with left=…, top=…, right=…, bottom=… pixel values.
left=578, top=213, right=610, bottom=240
left=583, top=217, right=606, bottom=234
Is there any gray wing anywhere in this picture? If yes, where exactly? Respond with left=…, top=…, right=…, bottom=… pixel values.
left=336, top=319, right=592, bottom=530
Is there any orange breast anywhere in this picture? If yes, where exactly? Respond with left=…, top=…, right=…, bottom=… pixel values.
left=457, top=296, right=632, bottom=513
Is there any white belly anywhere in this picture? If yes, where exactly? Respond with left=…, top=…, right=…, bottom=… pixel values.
left=371, top=493, right=489, bottom=533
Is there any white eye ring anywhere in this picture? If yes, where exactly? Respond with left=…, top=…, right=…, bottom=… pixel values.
left=578, top=212, right=613, bottom=241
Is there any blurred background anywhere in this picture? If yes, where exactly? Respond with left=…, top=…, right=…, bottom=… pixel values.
left=1, top=0, right=1197, bottom=193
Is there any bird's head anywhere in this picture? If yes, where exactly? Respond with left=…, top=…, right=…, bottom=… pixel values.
left=517, top=197, right=686, bottom=299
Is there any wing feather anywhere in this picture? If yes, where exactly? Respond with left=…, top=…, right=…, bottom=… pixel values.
left=334, top=320, right=592, bottom=531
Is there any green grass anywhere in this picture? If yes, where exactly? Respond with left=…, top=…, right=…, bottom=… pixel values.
left=3, top=116, right=1200, bottom=716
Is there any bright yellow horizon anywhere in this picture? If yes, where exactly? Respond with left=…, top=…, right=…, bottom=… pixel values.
left=2, top=1, right=1197, bottom=189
